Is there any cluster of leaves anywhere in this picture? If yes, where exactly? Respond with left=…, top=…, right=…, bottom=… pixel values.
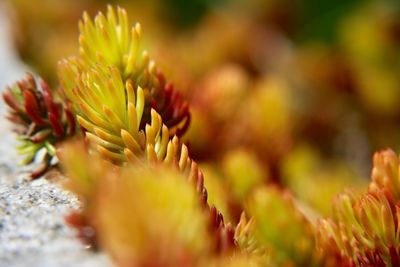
left=230, top=150, right=400, bottom=267
left=60, top=142, right=214, bottom=267
left=5, top=4, right=400, bottom=267
left=2, top=73, right=75, bottom=178
left=58, top=5, right=190, bottom=138
left=3, top=6, right=190, bottom=175
left=317, top=149, right=400, bottom=267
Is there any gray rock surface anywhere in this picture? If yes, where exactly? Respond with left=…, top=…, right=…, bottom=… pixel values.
left=0, top=174, right=110, bottom=267
left=0, top=3, right=110, bottom=267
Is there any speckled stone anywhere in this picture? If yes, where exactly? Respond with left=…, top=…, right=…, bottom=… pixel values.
left=0, top=173, right=110, bottom=267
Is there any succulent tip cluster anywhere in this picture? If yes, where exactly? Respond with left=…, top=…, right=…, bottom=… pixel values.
left=60, top=140, right=234, bottom=265
left=58, top=5, right=190, bottom=138
left=3, top=73, right=75, bottom=178
left=317, top=149, right=400, bottom=267
left=245, top=186, right=322, bottom=266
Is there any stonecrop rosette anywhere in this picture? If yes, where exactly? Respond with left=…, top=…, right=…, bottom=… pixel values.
left=3, top=73, right=76, bottom=178
left=60, top=142, right=213, bottom=267
left=58, top=5, right=190, bottom=137
left=60, top=63, right=185, bottom=167
left=243, top=186, right=323, bottom=267
left=60, top=141, right=235, bottom=257
left=317, top=149, right=400, bottom=267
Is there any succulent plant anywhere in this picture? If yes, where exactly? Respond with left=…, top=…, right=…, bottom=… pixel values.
left=60, top=141, right=234, bottom=259
left=59, top=88, right=235, bottom=251
left=369, top=149, right=400, bottom=203
left=317, top=190, right=400, bottom=267
left=245, top=186, right=323, bottom=267
left=58, top=5, right=190, bottom=137
left=3, top=73, right=76, bottom=178
left=60, top=141, right=212, bottom=266
left=234, top=212, right=269, bottom=264
left=95, top=166, right=212, bottom=267
left=7, top=1, right=400, bottom=267
left=56, top=64, right=210, bottom=204
left=54, top=5, right=236, bottom=258
left=7, top=2, right=400, bottom=267
left=317, top=149, right=400, bottom=267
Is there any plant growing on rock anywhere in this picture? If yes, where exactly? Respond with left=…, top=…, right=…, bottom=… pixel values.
left=6, top=3, right=400, bottom=267
left=3, top=6, right=234, bottom=262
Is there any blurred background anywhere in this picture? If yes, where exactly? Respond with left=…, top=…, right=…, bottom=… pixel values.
left=2, top=0, right=400, bottom=219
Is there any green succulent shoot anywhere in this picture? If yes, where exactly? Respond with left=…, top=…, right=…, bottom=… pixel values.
left=58, top=62, right=195, bottom=177
left=243, top=186, right=323, bottom=267
left=58, top=5, right=190, bottom=137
